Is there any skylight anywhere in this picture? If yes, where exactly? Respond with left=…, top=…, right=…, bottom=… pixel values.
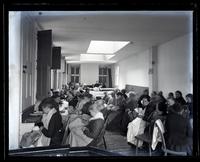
left=87, top=40, right=130, bottom=54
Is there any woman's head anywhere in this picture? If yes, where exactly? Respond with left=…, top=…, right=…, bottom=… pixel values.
left=151, top=91, right=157, bottom=98
left=116, top=92, right=123, bottom=99
left=143, top=89, right=149, bottom=96
left=129, top=92, right=136, bottom=100
left=40, top=98, right=56, bottom=114
left=110, top=92, right=115, bottom=98
left=175, top=90, right=182, bottom=98
left=167, top=97, right=175, bottom=106
left=168, top=92, right=174, bottom=98
left=121, top=89, right=126, bottom=94
left=48, top=90, right=53, bottom=97
left=141, top=97, right=150, bottom=106
left=95, top=100, right=105, bottom=111
left=84, top=93, right=93, bottom=101
left=88, top=103, right=99, bottom=117
left=52, top=91, right=61, bottom=103
left=186, top=93, right=193, bottom=103
left=104, top=91, right=108, bottom=96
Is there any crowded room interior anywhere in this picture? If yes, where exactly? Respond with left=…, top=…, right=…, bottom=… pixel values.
left=8, top=11, right=193, bottom=156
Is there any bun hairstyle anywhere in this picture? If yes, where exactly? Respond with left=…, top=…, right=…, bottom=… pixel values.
left=175, top=90, right=182, bottom=97
left=40, top=97, right=57, bottom=109
left=116, top=92, right=123, bottom=96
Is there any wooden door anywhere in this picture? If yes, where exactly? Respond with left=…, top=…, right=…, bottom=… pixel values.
left=36, top=30, right=52, bottom=100
left=21, top=16, right=34, bottom=111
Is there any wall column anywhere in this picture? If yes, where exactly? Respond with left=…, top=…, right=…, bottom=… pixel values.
left=53, top=70, right=57, bottom=90
left=149, top=46, right=158, bottom=94
left=9, top=12, right=22, bottom=149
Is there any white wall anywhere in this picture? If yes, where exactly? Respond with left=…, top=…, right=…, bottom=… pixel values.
left=116, top=49, right=150, bottom=89
left=9, top=12, right=22, bottom=150
left=9, top=12, right=40, bottom=149
left=157, top=33, right=193, bottom=97
left=80, top=63, right=99, bottom=85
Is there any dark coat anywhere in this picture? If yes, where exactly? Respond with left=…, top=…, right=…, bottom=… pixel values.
left=165, top=112, right=192, bottom=151
left=143, top=103, right=156, bottom=122
left=68, top=96, right=78, bottom=108
left=116, top=97, right=126, bottom=112
left=125, top=99, right=138, bottom=111
left=84, top=119, right=104, bottom=139
left=121, top=100, right=138, bottom=133
left=186, top=103, right=193, bottom=118
left=175, top=97, right=186, bottom=106
left=41, top=112, right=64, bottom=146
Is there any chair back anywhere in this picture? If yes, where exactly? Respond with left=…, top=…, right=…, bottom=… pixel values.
left=87, top=111, right=110, bottom=147
left=155, top=120, right=167, bottom=150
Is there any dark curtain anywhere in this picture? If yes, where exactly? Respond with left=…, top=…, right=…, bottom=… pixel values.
left=108, top=68, right=112, bottom=88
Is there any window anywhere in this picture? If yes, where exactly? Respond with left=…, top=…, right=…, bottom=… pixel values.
left=71, top=65, right=80, bottom=83
left=115, top=65, right=119, bottom=86
left=99, top=66, right=108, bottom=84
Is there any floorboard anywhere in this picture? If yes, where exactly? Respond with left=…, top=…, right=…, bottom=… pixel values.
left=104, top=131, right=163, bottom=156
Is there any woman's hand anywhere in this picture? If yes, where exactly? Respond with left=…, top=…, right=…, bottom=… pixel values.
left=39, top=126, right=44, bottom=132
left=82, top=127, right=86, bottom=131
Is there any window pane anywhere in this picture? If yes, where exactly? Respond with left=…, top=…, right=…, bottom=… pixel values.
left=76, top=67, right=79, bottom=74
left=75, top=76, right=79, bottom=83
left=99, top=68, right=103, bottom=75
left=99, top=76, right=102, bottom=83
left=71, top=67, right=74, bottom=74
left=71, top=76, right=74, bottom=82
left=103, top=68, right=107, bottom=75
left=103, top=76, right=106, bottom=83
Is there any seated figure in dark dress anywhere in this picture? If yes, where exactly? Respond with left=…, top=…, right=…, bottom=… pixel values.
left=121, top=92, right=138, bottom=134
left=165, top=97, right=193, bottom=155
left=37, top=98, right=64, bottom=146
left=106, top=92, right=126, bottom=132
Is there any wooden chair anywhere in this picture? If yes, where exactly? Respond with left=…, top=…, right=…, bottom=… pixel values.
left=135, top=121, right=153, bottom=156
left=155, top=122, right=187, bottom=156
left=87, top=110, right=110, bottom=149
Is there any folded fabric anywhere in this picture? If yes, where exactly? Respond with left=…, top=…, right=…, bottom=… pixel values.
left=151, top=119, right=165, bottom=150
left=20, top=130, right=42, bottom=148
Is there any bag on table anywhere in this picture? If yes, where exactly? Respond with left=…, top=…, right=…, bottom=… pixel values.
left=20, top=130, right=42, bottom=148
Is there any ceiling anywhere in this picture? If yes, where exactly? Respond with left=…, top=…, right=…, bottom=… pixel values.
left=30, top=11, right=192, bottom=63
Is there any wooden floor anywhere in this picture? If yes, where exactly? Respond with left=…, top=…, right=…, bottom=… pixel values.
left=104, top=131, right=163, bottom=156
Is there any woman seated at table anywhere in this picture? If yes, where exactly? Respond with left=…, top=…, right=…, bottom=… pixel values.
left=127, top=96, right=156, bottom=147
left=66, top=93, right=93, bottom=123
left=65, top=102, right=104, bottom=147
left=61, top=101, right=93, bottom=145
left=106, top=92, right=126, bottom=132
left=36, top=97, right=64, bottom=147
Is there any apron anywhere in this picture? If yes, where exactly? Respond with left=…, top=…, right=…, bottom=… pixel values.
left=37, top=108, right=57, bottom=146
